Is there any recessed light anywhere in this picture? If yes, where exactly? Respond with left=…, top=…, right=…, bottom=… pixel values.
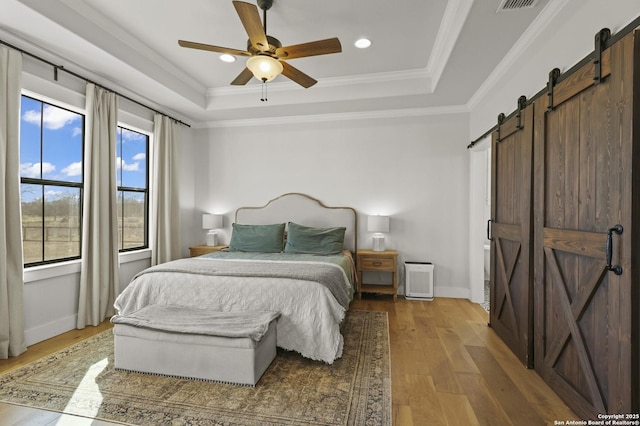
left=355, top=38, right=371, bottom=49
left=220, top=54, right=236, bottom=63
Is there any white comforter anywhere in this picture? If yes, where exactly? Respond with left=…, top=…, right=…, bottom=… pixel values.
left=114, top=258, right=352, bottom=363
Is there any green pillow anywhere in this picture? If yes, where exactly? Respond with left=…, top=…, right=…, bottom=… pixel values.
left=284, top=222, right=346, bottom=255
left=228, top=223, right=285, bottom=253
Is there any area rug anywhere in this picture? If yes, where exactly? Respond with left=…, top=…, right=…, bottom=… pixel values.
left=0, top=310, right=390, bottom=425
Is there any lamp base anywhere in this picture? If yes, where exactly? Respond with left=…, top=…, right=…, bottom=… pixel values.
left=372, top=234, right=385, bottom=252
left=206, top=231, right=218, bottom=247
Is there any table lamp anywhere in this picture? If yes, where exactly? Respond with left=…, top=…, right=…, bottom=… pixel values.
left=202, top=214, right=223, bottom=246
left=368, top=215, right=389, bottom=252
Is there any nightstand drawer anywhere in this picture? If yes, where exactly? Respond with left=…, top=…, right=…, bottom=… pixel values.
left=189, top=245, right=228, bottom=257
left=360, top=257, right=395, bottom=270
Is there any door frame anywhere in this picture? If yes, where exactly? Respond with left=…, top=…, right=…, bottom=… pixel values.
left=468, top=136, right=491, bottom=305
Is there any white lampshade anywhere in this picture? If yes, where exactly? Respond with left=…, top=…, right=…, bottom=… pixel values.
left=367, top=215, right=389, bottom=233
left=246, top=55, right=283, bottom=82
left=202, top=214, right=223, bottom=230
left=202, top=214, right=223, bottom=247
left=368, top=215, right=390, bottom=252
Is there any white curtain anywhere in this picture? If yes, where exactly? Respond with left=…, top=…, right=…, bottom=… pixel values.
left=151, top=114, right=181, bottom=265
left=77, top=83, right=119, bottom=329
left=0, top=46, right=26, bottom=358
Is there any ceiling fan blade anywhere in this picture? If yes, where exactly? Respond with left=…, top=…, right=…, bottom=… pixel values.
left=233, top=1, right=269, bottom=52
left=178, top=40, right=251, bottom=57
left=230, top=67, right=254, bottom=85
left=276, top=37, right=342, bottom=60
left=280, top=61, right=317, bottom=88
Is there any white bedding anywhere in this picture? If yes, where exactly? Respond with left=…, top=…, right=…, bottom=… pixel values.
left=114, top=257, right=353, bottom=363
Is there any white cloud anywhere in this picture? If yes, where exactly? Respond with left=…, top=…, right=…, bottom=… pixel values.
left=22, top=105, right=80, bottom=130
left=45, top=189, right=65, bottom=199
left=121, top=129, right=145, bottom=142
left=132, top=152, right=146, bottom=161
left=20, top=162, right=55, bottom=178
left=62, top=161, right=82, bottom=177
left=72, top=127, right=82, bottom=137
left=22, top=109, right=41, bottom=126
left=117, top=157, right=139, bottom=172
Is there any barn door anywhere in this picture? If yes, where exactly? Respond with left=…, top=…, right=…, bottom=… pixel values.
left=489, top=101, right=534, bottom=367
left=533, top=31, right=637, bottom=418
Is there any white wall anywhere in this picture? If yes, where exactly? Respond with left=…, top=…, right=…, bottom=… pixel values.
left=192, top=113, right=471, bottom=298
left=469, top=0, right=640, bottom=137
left=23, top=252, right=150, bottom=344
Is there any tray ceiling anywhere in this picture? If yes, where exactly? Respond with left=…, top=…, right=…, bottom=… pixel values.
left=0, top=0, right=552, bottom=125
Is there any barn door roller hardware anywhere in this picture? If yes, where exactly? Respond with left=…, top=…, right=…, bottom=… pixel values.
left=547, top=68, right=561, bottom=111
left=516, top=95, right=527, bottom=129
left=593, top=28, right=611, bottom=84
left=496, top=113, right=506, bottom=141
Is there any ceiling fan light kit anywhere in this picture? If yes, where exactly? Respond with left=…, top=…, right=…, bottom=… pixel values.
left=178, top=0, right=342, bottom=96
left=246, top=55, right=283, bottom=82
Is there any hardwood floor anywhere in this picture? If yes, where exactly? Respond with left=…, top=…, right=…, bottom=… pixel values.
left=351, top=296, right=578, bottom=425
left=0, top=320, right=116, bottom=425
left=0, top=297, right=578, bottom=425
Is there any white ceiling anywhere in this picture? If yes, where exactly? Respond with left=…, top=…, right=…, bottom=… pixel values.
left=0, top=0, right=552, bottom=125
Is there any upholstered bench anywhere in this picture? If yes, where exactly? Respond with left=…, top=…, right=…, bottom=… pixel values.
left=111, top=305, right=279, bottom=386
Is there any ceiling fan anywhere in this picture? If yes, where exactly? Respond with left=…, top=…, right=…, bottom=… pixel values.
left=178, top=0, right=342, bottom=89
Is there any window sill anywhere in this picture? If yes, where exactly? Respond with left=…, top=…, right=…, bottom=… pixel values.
left=24, top=248, right=152, bottom=283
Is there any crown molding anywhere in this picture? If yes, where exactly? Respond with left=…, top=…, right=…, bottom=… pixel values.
left=198, top=104, right=469, bottom=129
left=19, top=0, right=206, bottom=103
left=427, top=0, right=475, bottom=92
left=207, top=68, right=431, bottom=98
left=466, top=0, right=570, bottom=111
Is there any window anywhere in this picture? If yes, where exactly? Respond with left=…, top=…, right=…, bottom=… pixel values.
left=116, top=126, right=149, bottom=251
left=20, top=95, right=84, bottom=266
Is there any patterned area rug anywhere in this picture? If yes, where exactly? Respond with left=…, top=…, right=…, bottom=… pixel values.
left=0, top=310, right=390, bottom=425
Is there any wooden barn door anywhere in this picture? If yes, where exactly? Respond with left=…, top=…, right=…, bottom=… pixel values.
left=489, top=102, right=534, bottom=367
left=532, top=31, right=638, bottom=418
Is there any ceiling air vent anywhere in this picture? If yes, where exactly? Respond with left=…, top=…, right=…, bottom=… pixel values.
left=497, top=0, right=540, bottom=12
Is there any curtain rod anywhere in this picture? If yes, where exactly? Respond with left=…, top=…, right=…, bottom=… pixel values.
left=0, top=39, right=191, bottom=128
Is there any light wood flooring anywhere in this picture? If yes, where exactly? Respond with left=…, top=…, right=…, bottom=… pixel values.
left=0, top=297, right=578, bottom=425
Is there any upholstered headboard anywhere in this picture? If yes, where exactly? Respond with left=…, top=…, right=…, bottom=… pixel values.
left=235, top=193, right=358, bottom=253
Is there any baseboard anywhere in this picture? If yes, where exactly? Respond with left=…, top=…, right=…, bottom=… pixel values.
left=434, top=285, right=470, bottom=299
left=24, top=314, right=77, bottom=346
left=399, top=284, right=470, bottom=300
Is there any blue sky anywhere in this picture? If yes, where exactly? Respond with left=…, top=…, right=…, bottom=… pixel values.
left=19, top=96, right=147, bottom=201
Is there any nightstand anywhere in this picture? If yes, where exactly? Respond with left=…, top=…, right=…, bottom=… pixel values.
left=189, top=245, right=228, bottom=257
left=356, top=249, right=398, bottom=302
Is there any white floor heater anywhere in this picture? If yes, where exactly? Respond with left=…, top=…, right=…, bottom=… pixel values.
left=404, top=262, right=434, bottom=300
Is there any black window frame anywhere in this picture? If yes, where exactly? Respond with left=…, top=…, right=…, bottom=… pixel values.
left=20, top=94, right=85, bottom=267
left=116, top=125, right=149, bottom=253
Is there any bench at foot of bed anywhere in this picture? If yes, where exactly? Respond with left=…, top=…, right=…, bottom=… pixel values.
left=111, top=305, right=279, bottom=386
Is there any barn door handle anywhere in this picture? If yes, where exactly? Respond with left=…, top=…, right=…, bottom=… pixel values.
left=487, top=219, right=493, bottom=241
left=605, top=224, right=623, bottom=275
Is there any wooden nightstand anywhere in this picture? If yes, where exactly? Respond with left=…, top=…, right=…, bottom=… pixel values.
left=356, top=249, right=398, bottom=302
left=188, top=245, right=228, bottom=257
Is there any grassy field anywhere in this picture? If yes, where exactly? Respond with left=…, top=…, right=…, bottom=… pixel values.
left=22, top=215, right=144, bottom=264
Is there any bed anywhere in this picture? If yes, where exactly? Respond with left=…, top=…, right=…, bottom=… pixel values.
left=112, top=193, right=358, bottom=364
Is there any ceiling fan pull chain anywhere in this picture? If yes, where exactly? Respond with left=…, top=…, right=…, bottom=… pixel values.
left=261, top=81, right=268, bottom=102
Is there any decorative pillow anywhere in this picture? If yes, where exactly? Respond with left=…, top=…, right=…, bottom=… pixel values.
left=284, top=222, right=346, bottom=255
left=228, top=223, right=286, bottom=253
